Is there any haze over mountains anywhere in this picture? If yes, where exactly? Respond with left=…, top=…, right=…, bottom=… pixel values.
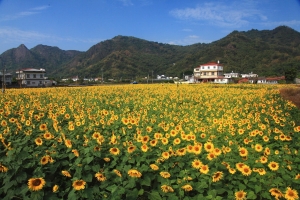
left=0, top=26, right=299, bottom=79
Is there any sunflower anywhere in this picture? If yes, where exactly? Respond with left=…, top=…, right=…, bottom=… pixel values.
left=200, top=165, right=209, bottom=174
left=103, top=157, right=110, bottom=162
left=28, top=177, right=46, bottom=191
left=35, top=137, right=43, bottom=146
left=268, top=161, right=279, bottom=171
left=257, top=168, right=266, bottom=175
left=239, top=147, right=248, bottom=157
left=161, top=138, right=168, bottom=145
left=92, top=132, right=101, bottom=139
left=295, top=174, right=300, bottom=180
left=64, top=139, right=72, bottom=148
left=141, top=144, right=148, bottom=152
left=149, top=139, right=158, bottom=147
left=254, top=144, right=263, bottom=152
left=241, top=165, right=252, bottom=176
left=142, top=136, right=150, bottom=144
left=1, top=120, right=7, bottom=127
left=213, top=148, right=222, bottom=156
left=72, top=149, right=79, bottom=157
left=40, top=156, right=49, bottom=165
left=193, top=144, right=202, bottom=155
left=173, top=138, right=181, bottom=145
left=186, top=145, right=194, bottom=153
left=62, top=170, right=71, bottom=177
left=181, top=184, right=193, bottom=192
left=95, top=172, right=106, bottom=181
left=284, top=187, right=299, bottom=200
left=72, top=180, right=86, bottom=191
left=39, top=124, right=47, bottom=131
left=53, top=185, right=59, bottom=193
left=127, top=146, right=136, bottom=153
left=160, top=171, right=171, bottom=179
left=176, top=148, right=186, bottom=156
left=204, top=142, right=214, bottom=152
left=207, top=152, right=216, bottom=161
left=150, top=164, right=159, bottom=171
left=235, top=190, right=247, bottom=200
left=269, top=188, right=283, bottom=199
left=260, top=156, right=268, bottom=164
left=191, top=159, right=203, bottom=169
left=161, top=185, right=174, bottom=193
left=109, top=147, right=120, bottom=155
left=229, top=168, right=236, bottom=174
left=43, top=132, right=52, bottom=140
left=113, top=169, right=122, bottom=177
left=128, top=169, right=142, bottom=178
left=0, top=164, right=8, bottom=172
left=162, top=152, right=170, bottom=159
left=212, top=171, right=223, bottom=182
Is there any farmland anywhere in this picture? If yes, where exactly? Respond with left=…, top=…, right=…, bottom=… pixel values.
left=0, top=84, right=299, bottom=200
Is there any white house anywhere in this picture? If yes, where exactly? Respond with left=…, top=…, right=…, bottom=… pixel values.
left=16, top=68, right=47, bottom=87
left=224, top=71, right=240, bottom=78
left=0, top=72, right=12, bottom=85
left=241, top=72, right=258, bottom=78
left=194, top=61, right=224, bottom=83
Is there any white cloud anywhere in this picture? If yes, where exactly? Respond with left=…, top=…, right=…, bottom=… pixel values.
left=168, top=35, right=210, bottom=46
left=0, top=5, right=50, bottom=21
left=169, top=1, right=268, bottom=28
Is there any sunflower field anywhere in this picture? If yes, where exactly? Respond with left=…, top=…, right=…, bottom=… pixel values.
left=0, top=84, right=300, bottom=200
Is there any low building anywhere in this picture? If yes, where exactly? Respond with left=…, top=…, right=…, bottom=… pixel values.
left=16, top=68, right=47, bottom=87
left=0, top=72, right=12, bottom=85
left=257, top=76, right=285, bottom=84
left=194, top=61, right=224, bottom=83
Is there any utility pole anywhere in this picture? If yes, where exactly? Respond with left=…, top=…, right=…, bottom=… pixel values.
left=152, top=70, right=153, bottom=84
left=101, top=68, right=103, bottom=84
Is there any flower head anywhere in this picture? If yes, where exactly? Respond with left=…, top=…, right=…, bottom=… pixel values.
left=235, top=190, right=247, bottom=200
left=72, top=180, right=86, bottom=190
left=28, top=177, right=46, bottom=191
left=128, top=169, right=142, bottom=178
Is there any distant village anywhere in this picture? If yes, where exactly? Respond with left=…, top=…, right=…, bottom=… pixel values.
left=0, top=61, right=297, bottom=88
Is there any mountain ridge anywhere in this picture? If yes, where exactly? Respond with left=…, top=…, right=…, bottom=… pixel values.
left=0, top=25, right=299, bottom=79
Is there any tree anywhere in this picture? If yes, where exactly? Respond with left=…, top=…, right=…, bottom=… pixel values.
left=284, top=68, right=297, bottom=84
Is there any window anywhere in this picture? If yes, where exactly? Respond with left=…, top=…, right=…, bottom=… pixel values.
left=208, top=66, right=210, bottom=69
left=195, top=69, right=199, bottom=71
left=201, top=66, right=204, bottom=69
left=212, top=72, right=214, bottom=75
left=214, top=66, right=216, bottom=69
left=40, top=74, right=43, bottom=78
left=33, top=74, right=36, bottom=78
left=26, top=74, right=30, bottom=78
left=204, top=72, right=206, bottom=75
left=27, top=81, right=30, bottom=84
left=39, top=81, right=42, bottom=84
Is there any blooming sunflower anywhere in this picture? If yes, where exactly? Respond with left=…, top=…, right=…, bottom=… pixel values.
left=43, top=132, right=52, bottom=140
left=150, top=164, right=159, bottom=171
left=269, top=188, right=283, bottom=199
left=162, top=152, right=170, bottom=159
left=260, top=156, right=268, bottom=164
left=200, top=165, right=209, bottom=174
left=64, top=139, right=72, bottom=148
left=176, top=148, right=186, bottom=156
left=173, top=138, right=181, bottom=145
left=40, top=155, right=49, bottom=165
left=39, top=124, right=47, bottom=131
left=239, top=147, right=248, bottom=157
left=141, top=136, right=150, bottom=144
left=109, top=147, right=120, bottom=155
left=268, top=161, right=279, bottom=171
left=193, top=144, right=202, bottom=155
left=72, top=180, right=86, bottom=191
left=141, top=144, right=148, bottom=152
left=241, top=165, right=252, bottom=176
left=53, top=184, right=59, bottom=193
left=295, top=174, right=300, bottom=180
left=35, top=137, right=43, bottom=146
left=62, top=170, right=71, bottom=177
left=181, top=184, right=193, bottom=192
left=28, top=177, right=46, bottom=191
left=257, top=168, right=266, bottom=175
left=113, top=169, right=122, bottom=177
left=103, top=157, right=110, bottom=162
left=72, top=149, right=79, bottom=157
left=0, top=164, right=8, bottom=172
left=204, top=142, right=214, bottom=152
left=95, top=172, right=106, bottom=181
left=207, top=152, right=216, bottom=161
left=189, top=158, right=202, bottom=169
left=149, top=139, right=158, bottom=147
left=229, top=168, right=236, bottom=174
left=160, top=171, right=171, bottom=179
left=212, top=171, right=223, bottom=182
left=235, top=190, right=247, bottom=200
left=254, top=144, right=263, bottom=152
left=161, top=185, right=174, bottom=193
left=128, top=169, right=142, bottom=178
left=127, top=146, right=136, bottom=153
left=284, top=187, right=299, bottom=200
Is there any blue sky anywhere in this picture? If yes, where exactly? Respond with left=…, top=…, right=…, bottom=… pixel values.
left=0, top=0, right=300, bottom=54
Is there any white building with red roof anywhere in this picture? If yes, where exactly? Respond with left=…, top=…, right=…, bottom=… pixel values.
left=16, top=68, right=47, bottom=87
left=194, top=61, right=224, bottom=83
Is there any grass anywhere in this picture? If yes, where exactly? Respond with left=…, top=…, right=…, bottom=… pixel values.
left=279, top=85, right=300, bottom=109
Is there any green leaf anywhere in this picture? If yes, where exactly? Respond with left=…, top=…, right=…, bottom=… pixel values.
left=67, top=189, right=77, bottom=200
left=91, top=164, right=100, bottom=172
left=138, top=189, right=144, bottom=196
left=141, top=174, right=151, bottom=186
left=247, top=191, right=257, bottom=199
left=84, top=156, right=94, bottom=164
left=30, top=191, right=44, bottom=200
left=149, top=191, right=162, bottom=200
left=106, top=184, right=118, bottom=192
left=85, top=173, right=93, bottom=182
left=255, top=185, right=261, bottom=193
left=16, top=172, right=27, bottom=183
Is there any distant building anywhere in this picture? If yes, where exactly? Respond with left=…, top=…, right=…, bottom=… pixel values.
left=0, top=72, right=12, bottom=85
left=241, top=72, right=258, bottom=78
left=224, top=71, right=240, bottom=78
left=16, top=68, right=47, bottom=87
left=194, top=61, right=224, bottom=83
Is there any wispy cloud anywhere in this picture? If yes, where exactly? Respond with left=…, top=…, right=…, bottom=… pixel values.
left=1, top=5, right=50, bottom=21
left=118, top=0, right=134, bottom=6
left=168, top=35, right=210, bottom=46
left=169, top=1, right=268, bottom=28
left=261, top=20, right=300, bottom=28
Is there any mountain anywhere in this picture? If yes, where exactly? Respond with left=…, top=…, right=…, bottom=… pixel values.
left=0, top=26, right=299, bottom=79
left=0, top=44, right=82, bottom=77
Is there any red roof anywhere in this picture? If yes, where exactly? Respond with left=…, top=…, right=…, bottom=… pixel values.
left=200, top=62, right=222, bottom=66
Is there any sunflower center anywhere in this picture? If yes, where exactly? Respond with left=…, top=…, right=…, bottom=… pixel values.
left=76, top=181, right=83, bottom=186
left=33, top=179, right=41, bottom=186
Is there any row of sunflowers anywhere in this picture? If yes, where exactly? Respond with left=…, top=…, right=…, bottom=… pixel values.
left=0, top=84, right=299, bottom=199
